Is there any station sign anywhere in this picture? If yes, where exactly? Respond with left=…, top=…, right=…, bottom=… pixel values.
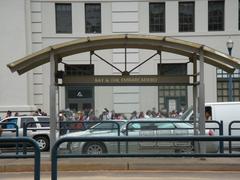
left=62, top=75, right=190, bottom=86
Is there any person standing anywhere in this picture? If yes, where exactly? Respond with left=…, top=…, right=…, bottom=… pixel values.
left=138, top=111, right=145, bottom=119
left=205, top=108, right=212, bottom=121
left=5, top=110, right=12, bottom=118
left=130, top=111, right=137, bottom=120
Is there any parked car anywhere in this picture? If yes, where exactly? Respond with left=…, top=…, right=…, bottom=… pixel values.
left=60, top=119, right=219, bottom=154
left=0, top=116, right=50, bottom=151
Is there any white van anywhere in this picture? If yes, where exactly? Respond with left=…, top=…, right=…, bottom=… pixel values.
left=181, top=102, right=240, bottom=136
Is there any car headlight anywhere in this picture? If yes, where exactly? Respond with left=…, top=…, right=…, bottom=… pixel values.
left=59, top=142, right=68, bottom=149
left=70, top=142, right=81, bottom=149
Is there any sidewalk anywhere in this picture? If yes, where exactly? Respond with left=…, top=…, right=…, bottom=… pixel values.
left=1, top=156, right=240, bottom=172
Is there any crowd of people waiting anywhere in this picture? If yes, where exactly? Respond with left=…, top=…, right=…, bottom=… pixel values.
left=0, top=107, right=184, bottom=136
left=0, top=108, right=48, bottom=120
left=1, top=107, right=182, bottom=122
left=58, top=107, right=183, bottom=126
left=56, top=107, right=185, bottom=134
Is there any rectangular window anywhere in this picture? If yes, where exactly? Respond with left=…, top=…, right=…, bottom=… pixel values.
left=65, top=65, right=94, bottom=112
left=65, top=64, right=94, bottom=76
left=217, top=69, right=240, bottom=102
left=85, top=3, right=101, bottom=33
left=149, top=3, right=165, bottom=33
left=158, top=63, right=187, bottom=75
left=158, top=64, right=187, bottom=115
left=208, top=0, right=224, bottom=31
left=179, top=2, right=195, bottom=32
left=55, top=3, right=72, bottom=33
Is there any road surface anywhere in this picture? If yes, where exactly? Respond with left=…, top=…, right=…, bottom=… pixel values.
left=1, top=171, right=240, bottom=180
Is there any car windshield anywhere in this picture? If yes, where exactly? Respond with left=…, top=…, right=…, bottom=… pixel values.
left=2, top=118, right=17, bottom=129
left=37, top=117, right=50, bottom=127
left=90, top=121, right=126, bottom=131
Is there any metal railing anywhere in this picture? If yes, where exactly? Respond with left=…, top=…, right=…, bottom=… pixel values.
left=23, top=120, right=121, bottom=153
left=51, top=136, right=240, bottom=180
left=189, top=120, right=224, bottom=153
left=185, top=120, right=224, bottom=153
left=126, top=120, right=224, bottom=153
left=58, top=120, right=122, bottom=153
left=23, top=121, right=50, bottom=136
left=0, top=122, right=19, bottom=154
left=228, top=121, right=240, bottom=153
left=22, top=119, right=240, bottom=155
left=22, top=121, right=50, bottom=154
left=125, top=120, right=223, bottom=134
left=0, top=137, right=41, bottom=180
left=23, top=120, right=121, bottom=136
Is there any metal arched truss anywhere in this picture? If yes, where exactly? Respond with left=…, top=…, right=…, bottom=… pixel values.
left=8, top=34, right=240, bottom=74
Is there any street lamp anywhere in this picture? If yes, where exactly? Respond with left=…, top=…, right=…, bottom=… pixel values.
left=226, top=37, right=234, bottom=101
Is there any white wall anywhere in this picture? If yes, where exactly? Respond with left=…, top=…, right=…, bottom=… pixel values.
left=0, top=0, right=36, bottom=116
left=111, top=1, right=140, bottom=116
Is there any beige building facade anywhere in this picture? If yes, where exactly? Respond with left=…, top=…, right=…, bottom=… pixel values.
left=0, top=0, right=240, bottom=118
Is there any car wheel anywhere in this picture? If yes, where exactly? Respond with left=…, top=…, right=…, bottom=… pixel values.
left=34, top=136, right=49, bottom=151
left=82, top=142, right=107, bottom=154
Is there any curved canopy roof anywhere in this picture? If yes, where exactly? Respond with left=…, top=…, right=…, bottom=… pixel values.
left=7, top=34, right=240, bottom=75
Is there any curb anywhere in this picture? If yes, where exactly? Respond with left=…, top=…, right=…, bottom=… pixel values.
left=1, top=157, right=240, bottom=172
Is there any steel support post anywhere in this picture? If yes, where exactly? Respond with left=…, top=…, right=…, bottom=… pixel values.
left=125, top=48, right=127, bottom=72
left=192, top=56, right=199, bottom=152
left=227, top=40, right=233, bottom=101
left=50, top=51, right=57, bottom=153
left=192, top=55, right=198, bottom=136
left=199, top=47, right=206, bottom=154
left=228, top=74, right=233, bottom=101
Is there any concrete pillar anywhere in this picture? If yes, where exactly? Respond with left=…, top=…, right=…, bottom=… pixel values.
left=49, top=50, right=57, bottom=152
left=199, top=47, right=206, bottom=154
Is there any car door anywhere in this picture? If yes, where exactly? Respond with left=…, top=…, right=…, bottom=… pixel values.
left=20, top=117, right=37, bottom=137
left=36, top=116, right=50, bottom=133
left=126, top=122, right=174, bottom=153
left=155, top=122, right=175, bottom=152
left=88, top=122, right=120, bottom=152
left=0, top=118, right=18, bottom=137
left=124, top=122, right=144, bottom=153
left=173, top=122, right=193, bottom=150
left=138, top=123, right=158, bottom=149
